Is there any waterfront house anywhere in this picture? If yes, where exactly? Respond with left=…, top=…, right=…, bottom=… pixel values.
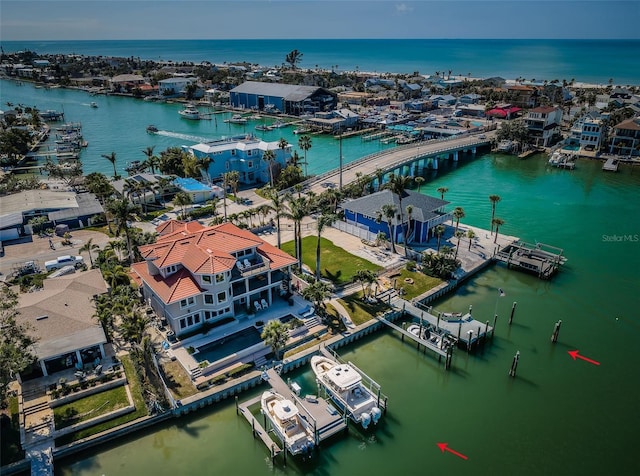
left=458, top=93, right=482, bottom=104
left=173, top=177, right=224, bottom=204
left=16, top=269, right=110, bottom=381
left=229, top=81, right=337, bottom=115
left=506, top=85, right=539, bottom=108
left=569, top=112, right=605, bottom=150
left=130, top=220, right=297, bottom=337
left=524, top=106, right=563, bottom=147
left=0, top=190, right=103, bottom=242
left=340, top=190, right=451, bottom=245
left=109, top=74, right=145, bottom=93
left=609, top=116, right=640, bottom=157
left=304, top=109, right=360, bottom=133
left=486, top=104, right=522, bottom=120
left=183, top=134, right=290, bottom=186
left=157, top=77, right=198, bottom=98
left=112, top=173, right=177, bottom=207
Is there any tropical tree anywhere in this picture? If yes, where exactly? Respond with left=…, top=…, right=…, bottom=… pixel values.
left=0, top=286, right=38, bottom=406
left=466, top=229, right=476, bottom=251
left=435, top=224, right=446, bottom=252
left=261, top=319, right=289, bottom=361
left=285, top=49, right=303, bottom=70
left=173, top=191, right=193, bottom=219
left=120, top=308, right=150, bottom=345
left=267, top=189, right=286, bottom=248
left=314, top=213, right=337, bottom=280
left=374, top=168, right=386, bottom=191
left=226, top=170, right=240, bottom=198
left=454, top=230, right=465, bottom=259
left=489, top=194, right=501, bottom=234
left=437, top=186, right=449, bottom=200
left=79, top=238, right=100, bottom=267
left=301, top=281, right=332, bottom=316
left=262, top=149, right=276, bottom=188
left=142, top=146, right=157, bottom=173
left=415, top=176, right=425, bottom=193
left=106, top=198, right=140, bottom=263
left=297, top=135, right=312, bottom=177
left=283, top=195, right=309, bottom=268
left=405, top=205, right=414, bottom=248
left=492, top=217, right=505, bottom=243
left=384, top=173, right=413, bottom=256
left=354, top=269, right=377, bottom=298
left=452, top=206, right=465, bottom=233
left=378, top=203, right=398, bottom=254
left=101, top=151, right=119, bottom=179
left=196, top=155, right=212, bottom=183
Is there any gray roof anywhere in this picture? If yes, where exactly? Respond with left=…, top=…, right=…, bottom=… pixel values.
left=231, top=81, right=331, bottom=102
left=17, top=268, right=108, bottom=360
left=48, top=192, right=103, bottom=221
left=341, top=190, right=449, bottom=225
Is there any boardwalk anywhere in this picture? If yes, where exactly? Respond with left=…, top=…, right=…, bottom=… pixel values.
left=299, top=131, right=494, bottom=196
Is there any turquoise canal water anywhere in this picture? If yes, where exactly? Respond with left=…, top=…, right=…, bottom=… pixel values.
left=2, top=81, right=640, bottom=475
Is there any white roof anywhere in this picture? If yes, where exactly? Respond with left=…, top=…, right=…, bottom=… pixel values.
left=273, top=398, right=299, bottom=420
left=326, top=364, right=361, bottom=389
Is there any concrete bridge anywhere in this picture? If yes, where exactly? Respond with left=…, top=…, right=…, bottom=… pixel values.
left=298, top=131, right=495, bottom=196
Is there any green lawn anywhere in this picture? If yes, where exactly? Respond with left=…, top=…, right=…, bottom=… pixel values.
left=393, top=268, right=444, bottom=301
left=55, top=355, right=147, bottom=445
left=338, top=291, right=391, bottom=325
left=54, top=386, right=129, bottom=429
left=282, top=236, right=382, bottom=285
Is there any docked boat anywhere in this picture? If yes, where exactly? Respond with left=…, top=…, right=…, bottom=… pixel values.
left=497, top=140, right=515, bottom=153
left=255, top=124, right=270, bottom=131
left=261, top=390, right=315, bottom=457
left=407, top=324, right=455, bottom=350
left=224, top=114, right=248, bottom=124
left=270, top=119, right=287, bottom=129
left=310, top=355, right=382, bottom=430
left=178, top=103, right=202, bottom=120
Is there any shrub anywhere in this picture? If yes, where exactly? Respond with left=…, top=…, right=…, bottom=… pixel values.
left=187, top=346, right=196, bottom=354
left=406, top=260, right=417, bottom=272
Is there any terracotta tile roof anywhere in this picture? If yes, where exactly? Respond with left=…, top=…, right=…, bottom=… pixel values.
left=614, top=117, right=640, bottom=131
left=257, top=241, right=298, bottom=269
left=131, top=262, right=202, bottom=304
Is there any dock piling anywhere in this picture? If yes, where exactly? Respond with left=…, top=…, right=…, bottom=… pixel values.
left=551, top=320, right=562, bottom=343
left=508, top=302, right=517, bottom=325
left=235, top=395, right=239, bottom=415
left=492, top=314, right=498, bottom=338
left=508, top=351, right=520, bottom=377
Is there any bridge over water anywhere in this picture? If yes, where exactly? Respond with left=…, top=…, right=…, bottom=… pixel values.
left=297, top=131, right=495, bottom=195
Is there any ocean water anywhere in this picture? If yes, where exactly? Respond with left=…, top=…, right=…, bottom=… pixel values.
left=1, top=41, right=639, bottom=475
left=2, top=39, right=640, bottom=85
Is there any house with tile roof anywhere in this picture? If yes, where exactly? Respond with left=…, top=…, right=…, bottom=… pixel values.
left=130, top=220, right=297, bottom=337
left=340, top=190, right=451, bottom=245
left=16, top=269, right=110, bottom=380
left=609, top=116, right=640, bottom=157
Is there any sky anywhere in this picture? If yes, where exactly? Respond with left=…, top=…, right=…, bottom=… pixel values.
left=1, top=0, right=638, bottom=41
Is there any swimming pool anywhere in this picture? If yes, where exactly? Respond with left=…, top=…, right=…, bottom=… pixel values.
left=195, top=327, right=263, bottom=364
left=173, top=176, right=211, bottom=192
left=471, top=121, right=483, bottom=127
left=562, top=144, right=580, bottom=151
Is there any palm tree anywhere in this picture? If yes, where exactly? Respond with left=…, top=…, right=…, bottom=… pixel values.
left=102, top=152, right=118, bottom=179
left=267, top=189, right=286, bottom=249
left=79, top=238, right=100, bottom=267
left=226, top=170, right=240, bottom=198
left=492, top=218, right=505, bottom=243
left=452, top=206, right=465, bottom=233
left=354, top=269, right=377, bottom=298
left=374, top=168, right=385, bottom=191
left=314, top=213, right=337, bottom=281
left=278, top=137, right=289, bottom=170
left=301, top=281, right=332, bottom=316
left=196, top=156, right=212, bottom=183
left=466, top=229, right=476, bottom=251
left=437, top=186, right=449, bottom=200
left=261, top=320, right=289, bottom=360
left=384, top=173, right=413, bottom=256
left=173, top=191, right=192, bottom=220
left=378, top=204, right=397, bottom=254
left=489, top=194, right=502, bottom=234
left=120, top=308, right=150, bottom=345
left=454, top=230, right=465, bottom=259
left=435, top=224, right=446, bottom=252
left=283, top=195, right=309, bottom=269
left=142, top=146, right=156, bottom=172
left=106, top=199, right=140, bottom=264
left=414, top=176, right=425, bottom=193
left=285, top=49, right=303, bottom=70
left=405, top=205, right=414, bottom=247
left=262, top=149, right=276, bottom=188
left=297, top=135, right=312, bottom=177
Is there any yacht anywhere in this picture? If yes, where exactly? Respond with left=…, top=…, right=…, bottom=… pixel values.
left=178, top=103, right=202, bottom=120
left=261, top=390, right=314, bottom=457
left=224, top=114, right=248, bottom=124
left=311, top=355, right=382, bottom=430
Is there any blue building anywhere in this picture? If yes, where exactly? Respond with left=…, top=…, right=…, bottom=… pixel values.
left=183, top=134, right=291, bottom=185
left=341, top=190, right=450, bottom=244
left=230, top=81, right=337, bottom=115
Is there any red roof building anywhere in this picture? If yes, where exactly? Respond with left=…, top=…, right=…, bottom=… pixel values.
left=131, top=220, right=297, bottom=336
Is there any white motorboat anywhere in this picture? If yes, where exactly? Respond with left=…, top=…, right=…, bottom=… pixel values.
left=310, top=355, right=382, bottom=429
left=224, top=114, right=247, bottom=124
left=261, top=390, right=314, bottom=457
left=407, top=324, right=454, bottom=350
left=178, top=103, right=202, bottom=120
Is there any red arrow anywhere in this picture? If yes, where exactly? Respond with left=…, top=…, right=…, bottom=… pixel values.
left=437, top=442, right=468, bottom=460
left=568, top=350, right=600, bottom=366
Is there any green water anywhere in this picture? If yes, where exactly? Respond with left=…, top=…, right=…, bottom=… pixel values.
left=57, top=155, right=640, bottom=476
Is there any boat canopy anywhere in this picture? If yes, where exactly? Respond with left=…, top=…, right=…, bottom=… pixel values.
left=273, top=399, right=299, bottom=420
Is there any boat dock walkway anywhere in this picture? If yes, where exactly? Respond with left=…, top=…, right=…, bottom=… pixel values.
left=602, top=157, right=619, bottom=172
left=236, top=367, right=347, bottom=460
left=391, top=298, right=494, bottom=350
left=494, top=241, right=566, bottom=279
left=373, top=314, right=449, bottom=359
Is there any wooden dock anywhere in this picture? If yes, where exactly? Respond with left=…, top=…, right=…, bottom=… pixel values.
left=602, top=157, right=619, bottom=172
left=236, top=367, right=347, bottom=462
left=494, top=241, right=567, bottom=279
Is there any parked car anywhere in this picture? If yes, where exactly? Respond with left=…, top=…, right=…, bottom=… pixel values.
left=44, top=255, right=84, bottom=272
